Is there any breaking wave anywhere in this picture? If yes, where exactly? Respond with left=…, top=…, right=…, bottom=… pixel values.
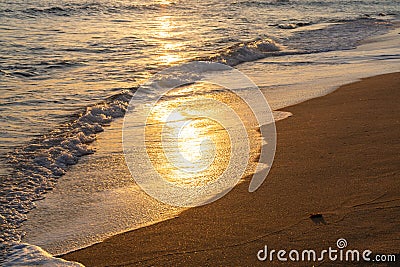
left=0, top=92, right=133, bottom=250
left=201, top=38, right=283, bottom=66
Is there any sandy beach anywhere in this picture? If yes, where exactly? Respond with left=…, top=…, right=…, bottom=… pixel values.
left=60, top=73, right=400, bottom=266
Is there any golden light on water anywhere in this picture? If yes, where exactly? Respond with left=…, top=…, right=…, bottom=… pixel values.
left=157, top=0, right=173, bottom=6
left=154, top=15, right=183, bottom=65
left=157, top=16, right=172, bottom=38
left=143, top=82, right=262, bottom=188
left=159, top=54, right=182, bottom=65
left=177, top=120, right=203, bottom=163
left=122, top=62, right=275, bottom=206
left=145, top=101, right=230, bottom=187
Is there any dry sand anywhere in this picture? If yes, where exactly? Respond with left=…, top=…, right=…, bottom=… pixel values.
left=62, top=73, right=400, bottom=266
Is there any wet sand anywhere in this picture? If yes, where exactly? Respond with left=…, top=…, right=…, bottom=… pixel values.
left=62, top=73, right=400, bottom=266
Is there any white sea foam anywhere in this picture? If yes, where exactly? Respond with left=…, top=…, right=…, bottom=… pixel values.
left=4, top=243, right=84, bottom=267
left=0, top=92, right=132, bottom=249
left=207, top=38, right=283, bottom=66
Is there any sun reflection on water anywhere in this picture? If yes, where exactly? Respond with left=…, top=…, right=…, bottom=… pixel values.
left=178, top=120, right=203, bottom=163
left=153, top=15, right=184, bottom=65
left=143, top=82, right=262, bottom=188
left=157, top=0, right=173, bottom=6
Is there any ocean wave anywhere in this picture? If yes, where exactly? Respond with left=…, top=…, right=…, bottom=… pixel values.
left=276, top=22, right=313, bottom=29
left=202, top=38, right=283, bottom=66
left=0, top=91, right=133, bottom=250
left=0, top=60, right=85, bottom=78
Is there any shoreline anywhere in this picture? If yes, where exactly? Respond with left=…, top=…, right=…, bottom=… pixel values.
left=61, top=72, right=400, bottom=266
